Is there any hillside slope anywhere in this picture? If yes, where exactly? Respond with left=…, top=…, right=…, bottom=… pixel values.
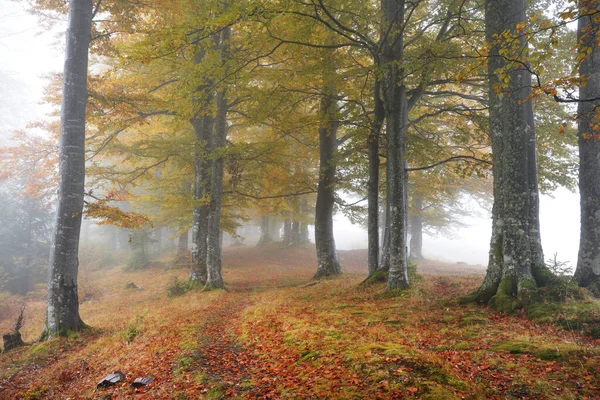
left=0, top=246, right=598, bottom=399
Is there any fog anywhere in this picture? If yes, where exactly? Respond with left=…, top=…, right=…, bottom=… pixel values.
left=0, top=0, right=582, bottom=271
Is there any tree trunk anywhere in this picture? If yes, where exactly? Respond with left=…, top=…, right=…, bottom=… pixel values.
left=205, top=25, right=230, bottom=290
left=269, top=217, right=281, bottom=242
left=382, top=0, right=410, bottom=290
left=368, top=80, right=384, bottom=275
left=154, top=228, right=162, bottom=256
left=42, top=0, right=93, bottom=340
left=299, top=222, right=309, bottom=245
left=313, top=51, right=341, bottom=280
left=257, top=214, right=273, bottom=246
left=190, top=113, right=213, bottom=283
left=379, top=197, right=390, bottom=272
left=472, top=0, right=548, bottom=311
left=409, top=197, right=424, bottom=260
left=575, top=0, right=600, bottom=293
left=282, top=218, right=292, bottom=246
left=177, top=230, right=188, bottom=258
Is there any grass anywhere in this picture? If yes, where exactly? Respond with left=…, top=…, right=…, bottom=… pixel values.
left=1, top=246, right=599, bottom=399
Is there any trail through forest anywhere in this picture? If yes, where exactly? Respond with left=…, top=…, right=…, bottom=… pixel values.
left=1, top=247, right=599, bottom=399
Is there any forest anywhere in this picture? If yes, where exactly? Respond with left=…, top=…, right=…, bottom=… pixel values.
left=1, top=0, right=600, bottom=398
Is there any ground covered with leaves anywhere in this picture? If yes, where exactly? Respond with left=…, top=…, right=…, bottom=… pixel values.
left=1, top=246, right=599, bottom=399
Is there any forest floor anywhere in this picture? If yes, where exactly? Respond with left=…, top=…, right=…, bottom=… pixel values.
left=0, top=246, right=599, bottom=399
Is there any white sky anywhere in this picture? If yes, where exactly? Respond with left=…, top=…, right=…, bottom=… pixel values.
left=0, top=0, right=582, bottom=269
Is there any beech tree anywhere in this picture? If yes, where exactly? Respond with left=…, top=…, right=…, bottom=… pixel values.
left=467, top=0, right=552, bottom=311
left=575, top=0, right=600, bottom=293
left=42, top=0, right=95, bottom=339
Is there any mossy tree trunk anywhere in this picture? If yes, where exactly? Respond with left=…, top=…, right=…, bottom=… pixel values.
left=472, top=0, right=548, bottom=311
left=575, top=0, right=600, bottom=294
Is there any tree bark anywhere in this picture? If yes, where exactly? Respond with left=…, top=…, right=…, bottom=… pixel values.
left=379, top=197, right=390, bottom=272
left=257, top=214, right=273, bottom=246
left=368, top=80, right=384, bottom=275
left=409, top=197, right=424, bottom=260
left=382, top=0, right=410, bottom=290
left=190, top=114, right=213, bottom=283
left=575, top=0, right=600, bottom=293
left=42, top=0, right=93, bottom=340
left=282, top=218, right=292, bottom=246
left=299, top=222, right=309, bottom=245
left=472, top=0, right=548, bottom=311
left=177, top=230, right=188, bottom=258
left=312, top=51, right=341, bottom=280
left=205, top=25, right=230, bottom=290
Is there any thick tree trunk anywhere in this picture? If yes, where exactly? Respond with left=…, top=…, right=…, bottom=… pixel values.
left=205, top=25, right=230, bottom=290
left=177, top=230, right=188, bottom=258
left=409, top=197, right=424, bottom=260
left=368, top=80, right=384, bottom=275
left=472, top=0, right=548, bottom=311
left=382, top=0, right=410, bottom=290
left=313, top=53, right=341, bottom=279
left=575, top=0, right=600, bottom=293
left=42, top=0, right=93, bottom=340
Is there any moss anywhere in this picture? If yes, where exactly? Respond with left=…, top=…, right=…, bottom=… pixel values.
left=457, top=310, right=489, bottom=327
left=420, top=384, right=460, bottom=400
left=458, top=286, right=497, bottom=305
left=493, top=340, right=530, bottom=354
left=534, top=348, right=561, bottom=361
left=493, top=338, right=584, bottom=363
left=359, top=270, right=388, bottom=287
left=489, top=277, right=522, bottom=313
left=299, top=351, right=320, bottom=362
left=206, top=383, right=227, bottom=400
left=525, top=302, right=559, bottom=320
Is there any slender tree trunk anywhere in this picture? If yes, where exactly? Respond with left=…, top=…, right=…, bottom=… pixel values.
left=42, top=0, right=93, bottom=340
left=190, top=37, right=215, bottom=284
left=257, top=214, right=273, bottom=246
left=155, top=228, right=162, bottom=256
left=409, top=197, right=424, bottom=260
left=269, top=217, right=281, bottom=242
left=190, top=113, right=213, bottom=283
left=299, top=222, right=309, bottom=244
left=291, top=220, right=301, bottom=245
left=382, top=0, right=410, bottom=290
left=368, top=80, right=384, bottom=275
left=205, top=25, right=230, bottom=290
left=380, top=197, right=391, bottom=272
left=313, top=51, right=341, bottom=279
left=177, top=230, right=189, bottom=258
left=283, top=218, right=292, bottom=246
left=575, top=0, right=600, bottom=293
left=472, top=0, right=548, bottom=311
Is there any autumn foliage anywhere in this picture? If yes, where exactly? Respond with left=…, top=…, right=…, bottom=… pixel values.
left=1, top=247, right=599, bottom=399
